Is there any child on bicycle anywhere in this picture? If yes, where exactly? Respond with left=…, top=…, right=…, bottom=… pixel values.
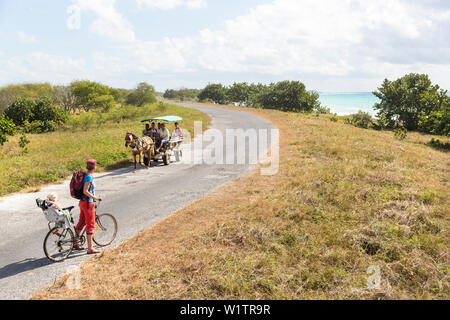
left=46, top=192, right=60, bottom=210
left=46, top=192, right=74, bottom=226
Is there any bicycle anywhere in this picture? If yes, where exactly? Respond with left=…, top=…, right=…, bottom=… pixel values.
left=37, top=199, right=118, bottom=262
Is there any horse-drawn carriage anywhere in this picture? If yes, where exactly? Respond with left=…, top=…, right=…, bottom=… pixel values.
left=125, top=116, right=184, bottom=172
left=142, top=116, right=184, bottom=166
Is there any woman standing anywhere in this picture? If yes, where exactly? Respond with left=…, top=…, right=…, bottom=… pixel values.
left=74, top=159, right=102, bottom=254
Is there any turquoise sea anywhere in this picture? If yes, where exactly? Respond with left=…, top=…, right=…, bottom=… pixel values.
left=318, top=93, right=380, bottom=116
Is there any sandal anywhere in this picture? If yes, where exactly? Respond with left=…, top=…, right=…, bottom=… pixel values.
left=73, top=244, right=85, bottom=251
left=87, top=249, right=101, bottom=255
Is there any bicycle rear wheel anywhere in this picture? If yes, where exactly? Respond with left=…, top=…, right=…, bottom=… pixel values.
left=44, top=227, right=74, bottom=262
left=93, top=214, right=118, bottom=247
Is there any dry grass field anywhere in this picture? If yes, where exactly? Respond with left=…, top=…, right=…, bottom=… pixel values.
left=33, top=105, right=449, bottom=300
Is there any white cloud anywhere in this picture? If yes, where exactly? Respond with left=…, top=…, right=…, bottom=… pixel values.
left=360, top=59, right=450, bottom=88
left=73, top=0, right=135, bottom=42
left=78, top=0, right=450, bottom=90
left=130, top=37, right=196, bottom=73
left=3, top=0, right=449, bottom=91
left=136, top=0, right=206, bottom=10
left=4, top=52, right=88, bottom=84
left=186, top=0, right=207, bottom=9
left=17, top=30, right=37, bottom=44
left=193, top=0, right=448, bottom=77
left=92, top=52, right=129, bottom=76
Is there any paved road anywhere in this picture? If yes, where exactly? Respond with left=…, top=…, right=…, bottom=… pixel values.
left=0, top=103, right=275, bottom=300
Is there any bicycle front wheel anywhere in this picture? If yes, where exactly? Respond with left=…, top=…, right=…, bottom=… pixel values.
left=44, top=227, right=74, bottom=262
left=93, top=214, right=118, bottom=247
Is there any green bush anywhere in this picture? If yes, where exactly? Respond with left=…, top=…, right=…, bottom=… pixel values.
left=194, top=81, right=321, bottom=112
left=418, top=104, right=450, bottom=136
left=126, top=82, right=157, bottom=107
left=37, top=120, right=58, bottom=133
left=314, top=105, right=331, bottom=114
left=330, top=114, right=339, bottom=122
left=3, top=98, right=35, bottom=126
left=163, top=88, right=201, bottom=101
left=163, top=89, right=178, bottom=100
left=68, top=112, right=98, bottom=131
left=33, top=97, right=68, bottom=124
left=19, top=133, right=30, bottom=154
left=373, top=73, right=449, bottom=131
left=198, top=84, right=227, bottom=104
left=23, top=120, right=57, bottom=134
left=257, top=81, right=320, bottom=113
left=227, top=82, right=250, bottom=105
left=4, top=97, right=67, bottom=133
left=346, top=111, right=374, bottom=129
left=428, top=138, right=450, bottom=151
left=394, top=128, right=408, bottom=140
left=0, top=114, right=16, bottom=145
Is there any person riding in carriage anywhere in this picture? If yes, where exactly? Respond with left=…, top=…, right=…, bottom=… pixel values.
left=142, top=123, right=152, bottom=137
left=172, top=122, right=183, bottom=140
left=150, top=122, right=158, bottom=138
left=157, top=123, right=171, bottom=153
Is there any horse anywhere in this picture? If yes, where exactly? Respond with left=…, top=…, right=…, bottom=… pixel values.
left=125, top=133, right=155, bottom=172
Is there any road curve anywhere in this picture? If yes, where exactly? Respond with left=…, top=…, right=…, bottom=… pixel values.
left=0, top=103, right=275, bottom=300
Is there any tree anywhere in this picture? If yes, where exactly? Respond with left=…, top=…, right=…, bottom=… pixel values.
left=0, top=114, right=16, bottom=146
left=126, top=82, right=157, bottom=107
left=163, top=88, right=201, bottom=101
left=53, top=86, right=77, bottom=112
left=257, top=81, right=320, bottom=112
left=373, top=73, right=447, bottom=131
left=70, top=80, right=116, bottom=112
left=227, top=82, right=250, bottom=105
left=247, top=83, right=267, bottom=107
left=198, top=84, right=227, bottom=104
left=163, top=89, right=178, bottom=100
left=110, top=88, right=130, bottom=104
left=178, top=88, right=201, bottom=101
left=0, top=83, right=54, bottom=113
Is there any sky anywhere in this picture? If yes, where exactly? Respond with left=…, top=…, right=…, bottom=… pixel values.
left=0, top=0, right=449, bottom=92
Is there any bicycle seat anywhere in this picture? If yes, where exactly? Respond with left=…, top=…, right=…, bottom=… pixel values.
left=63, top=206, right=75, bottom=212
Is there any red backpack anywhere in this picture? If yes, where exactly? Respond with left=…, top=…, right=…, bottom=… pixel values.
left=70, top=170, right=87, bottom=200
